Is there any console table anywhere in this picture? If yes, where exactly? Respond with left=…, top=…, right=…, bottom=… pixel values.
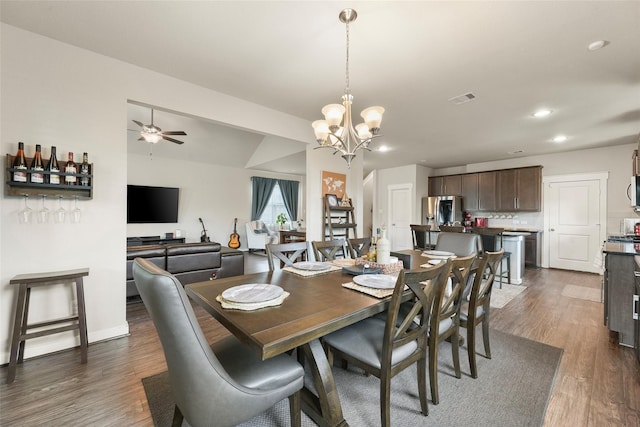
left=7, top=268, right=90, bottom=384
left=126, top=236, right=185, bottom=246
left=279, top=230, right=306, bottom=244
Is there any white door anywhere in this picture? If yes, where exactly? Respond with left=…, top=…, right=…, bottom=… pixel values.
left=388, top=184, right=413, bottom=251
left=546, top=174, right=606, bottom=273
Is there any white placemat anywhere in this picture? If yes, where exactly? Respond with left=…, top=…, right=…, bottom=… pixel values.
left=216, top=291, right=290, bottom=311
left=283, top=264, right=342, bottom=277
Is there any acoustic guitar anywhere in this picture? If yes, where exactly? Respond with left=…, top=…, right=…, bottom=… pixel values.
left=228, top=218, right=241, bottom=249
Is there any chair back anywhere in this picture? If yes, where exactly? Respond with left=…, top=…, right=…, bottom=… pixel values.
left=435, top=232, right=482, bottom=256
left=439, top=225, right=465, bottom=233
left=432, top=254, right=475, bottom=334
left=468, top=249, right=504, bottom=317
left=312, top=239, right=346, bottom=261
left=471, top=227, right=505, bottom=253
left=410, top=224, right=431, bottom=250
left=347, top=237, right=371, bottom=258
left=132, top=258, right=262, bottom=427
left=266, top=241, right=309, bottom=271
left=383, top=260, right=452, bottom=366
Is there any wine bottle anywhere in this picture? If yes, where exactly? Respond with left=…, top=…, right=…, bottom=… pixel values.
left=65, top=152, right=77, bottom=185
left=12, top=142, right=28, bottom=183
left=29, top=144, right=44, bottom=184
left=79, top=152, right=90, bottom=187
left=46, top=146, right=60, bottom=184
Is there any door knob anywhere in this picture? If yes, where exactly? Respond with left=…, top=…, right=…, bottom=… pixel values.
left=550, top=228, right=555, bottom=231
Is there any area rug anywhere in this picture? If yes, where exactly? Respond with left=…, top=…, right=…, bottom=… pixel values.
left=491, top=283, right=527, bottom=309
left=561, top=284, right=601, bottom=303
left=143, top=329, right=562, bottom=427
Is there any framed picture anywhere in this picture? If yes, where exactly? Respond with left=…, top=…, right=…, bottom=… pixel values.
left=321, top=171, right=346, bottom=198
left=326, top=194, right=339, bottom=207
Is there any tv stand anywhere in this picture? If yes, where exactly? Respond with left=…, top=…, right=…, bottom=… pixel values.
left=126, top=236, right=185, bottom=247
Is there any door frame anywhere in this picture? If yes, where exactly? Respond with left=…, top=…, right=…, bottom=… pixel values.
left=542, top=171, right=608, bottom=271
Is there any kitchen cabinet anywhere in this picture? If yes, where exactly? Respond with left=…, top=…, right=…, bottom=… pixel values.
left=460, top=171, right=496, bottom=212
left=497, top=166, right=541, bottom=211
left=603, top=246, right=635, bottom=347
left=524, top=232, right=541, bottom=267
left=429, top=175, right=461, bottom=196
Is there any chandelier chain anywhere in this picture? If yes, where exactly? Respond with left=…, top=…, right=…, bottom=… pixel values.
left=345, top=19, right=350, bottom=95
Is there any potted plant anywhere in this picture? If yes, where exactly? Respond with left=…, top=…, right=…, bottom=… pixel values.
left=276, top=213, right=288, bottom=230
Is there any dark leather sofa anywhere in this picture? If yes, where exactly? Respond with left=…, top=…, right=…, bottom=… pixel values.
left=126, top=242, right=244, bottom=298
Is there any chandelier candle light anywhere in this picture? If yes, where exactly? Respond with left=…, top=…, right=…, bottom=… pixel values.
left=312, top=9, right=384, bottom=168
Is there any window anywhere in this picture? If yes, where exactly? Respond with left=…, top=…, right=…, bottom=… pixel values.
left=259, top=182, right=287, bottom=227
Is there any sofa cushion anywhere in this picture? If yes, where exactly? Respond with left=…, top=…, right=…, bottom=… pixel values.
left=166, top=242, right=222, bottom=274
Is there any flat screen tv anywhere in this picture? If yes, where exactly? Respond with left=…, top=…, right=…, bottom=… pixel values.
left=127, top=185, right=180, bottom=223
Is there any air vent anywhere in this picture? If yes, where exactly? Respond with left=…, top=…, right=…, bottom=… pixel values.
left=508, top=150, right=524, bottom=155
left=448, top=92, right=476, bottom=105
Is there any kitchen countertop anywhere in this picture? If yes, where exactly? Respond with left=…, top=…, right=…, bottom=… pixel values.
left=603, top=241, right=640, bottom=256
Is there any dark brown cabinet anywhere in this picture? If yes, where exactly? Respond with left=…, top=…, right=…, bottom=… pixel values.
left=478, top=171, right=497, bottom=211
left=461, top=174, right=478, bottom=211
left=429, top=175, right=461, bottom=196
left=497, top=166, right=541, bottom=212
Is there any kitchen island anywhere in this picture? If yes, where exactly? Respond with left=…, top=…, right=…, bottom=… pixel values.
left=602, top=241, right=638, bottom=347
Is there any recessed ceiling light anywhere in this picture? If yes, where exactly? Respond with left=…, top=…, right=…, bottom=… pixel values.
left=532, top=109, right=552, bottom=118
left=587, top=40, right=609, bottom=51
left=377, top=145, right=390, bottom=152
left=552, top=135, right=568, bottom=143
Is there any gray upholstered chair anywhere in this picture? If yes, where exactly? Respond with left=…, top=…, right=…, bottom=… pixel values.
left=266, top=241, right=309, bottom=271
left=323, top=260, right=452, bottom=427
left=434, top=231, right=482, bottom=257
left=312, top=239, right=346, bottom=261
left=460, top=249, right=504, bottom=378
left=427, top=254, right=475, bottom=404
left=132, top=258, right=304, bottom=427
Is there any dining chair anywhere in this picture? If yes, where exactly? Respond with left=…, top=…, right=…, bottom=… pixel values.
left=323, top=260, right=452, bottom=427
left=266, top=241, right=309, bottom=271
left=132, top=258, right=304, bottom=427
left=428, top=253, right=476, bottom=405
left=312, top=239, right=346, bottom=261
left=460, top=249, right=504, bottom=378
left=434, top=231, right=482, bottom=257
left=347, top=237, right=371, bottom=258
left=410, top=224, right=432, bottom=250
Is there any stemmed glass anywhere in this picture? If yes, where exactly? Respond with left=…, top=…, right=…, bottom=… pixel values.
left=37, top=195, right=50, bottom=223
left=18, top=194, right=33, bottom=224
left=54, top=196, right=66, bottom=224
left=72, top=196, right=81, bottom=223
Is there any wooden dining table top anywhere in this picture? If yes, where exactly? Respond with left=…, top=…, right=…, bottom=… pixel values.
left=185, top=268, right=397, bottom=360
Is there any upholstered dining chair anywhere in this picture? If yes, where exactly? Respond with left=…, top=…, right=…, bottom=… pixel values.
left=347, top=237, right=371, bottom=258
left=427, top=253, right=476, bottom=405
left=323, top=260, right=452, bottom=427
left=266, top=241, right=309, bottom=271
left=460, top=249, right=504, bottom=378
left=434, top=231, right=482, bottom=257
left=410, top=224, right=432, bottom=250
left=312, top=239, right=346, bottom=261
left=132, top=258, right=304, bottom=427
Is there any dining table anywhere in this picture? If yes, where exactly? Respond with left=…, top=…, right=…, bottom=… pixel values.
left=185, top=256, right=429, bottom=427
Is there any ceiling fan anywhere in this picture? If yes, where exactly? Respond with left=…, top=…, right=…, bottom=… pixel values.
left=131, top=109, right=187, bottom=144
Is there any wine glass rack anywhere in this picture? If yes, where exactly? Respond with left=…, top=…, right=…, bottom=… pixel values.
left=5, top=154, right=93, bottom=200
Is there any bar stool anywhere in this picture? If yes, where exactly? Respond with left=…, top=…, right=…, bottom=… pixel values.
left=7, top=268, right=90, bottom=384
left=472, top=228, right=511, bottom=288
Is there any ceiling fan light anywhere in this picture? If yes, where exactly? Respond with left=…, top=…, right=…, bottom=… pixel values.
left=361, top=106, right=384, bottom=134
left=142, top=132, right=162, bottom=144
left=322, top=104, right=345, bottom=130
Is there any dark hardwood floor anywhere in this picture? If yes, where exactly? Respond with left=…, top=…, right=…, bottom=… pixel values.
left=1, top=254, right=638, bottom=426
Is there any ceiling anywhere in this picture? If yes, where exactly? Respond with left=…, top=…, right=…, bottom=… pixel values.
left=2, top=1, right=639, bottom=176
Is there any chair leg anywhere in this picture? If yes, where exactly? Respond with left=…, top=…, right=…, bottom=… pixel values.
left=380, top=373, right=392, bottom=427
left=289, top=391, right=302, bottom=427
left=417, top=357, right=429, bottom=416
left=428, top=340, right=440, bottom=405
left=467, top=323, right=478, bottom=379
left=482, top=318, right=492, bottom=359
left=171, top=405, right=184, bottom=427
left=451, top=331, right=461, bottom=379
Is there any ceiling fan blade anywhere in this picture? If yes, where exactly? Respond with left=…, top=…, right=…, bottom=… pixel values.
left=163, top=136, right=185, bottom=145
left=132, top=120, right=144, bottom=127
left=162, top=131, right=187, bottom=136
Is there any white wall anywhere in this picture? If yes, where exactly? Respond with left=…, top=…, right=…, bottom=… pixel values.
left=0, top=24, right=311, bottom=364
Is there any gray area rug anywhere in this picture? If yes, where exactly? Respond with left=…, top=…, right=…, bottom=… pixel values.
left=143, top=329, right=562, bottom=427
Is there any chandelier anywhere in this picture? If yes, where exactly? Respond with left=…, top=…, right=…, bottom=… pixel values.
left=312, top=9, right=384, bottom=168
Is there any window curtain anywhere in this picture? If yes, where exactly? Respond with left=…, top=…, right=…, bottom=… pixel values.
left=250, top=177, right=277, bottom=220
left=278, top=179, right=299, bottom=222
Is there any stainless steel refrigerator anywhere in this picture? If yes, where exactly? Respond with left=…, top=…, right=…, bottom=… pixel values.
left=422, top=196, right=463, bottom=230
